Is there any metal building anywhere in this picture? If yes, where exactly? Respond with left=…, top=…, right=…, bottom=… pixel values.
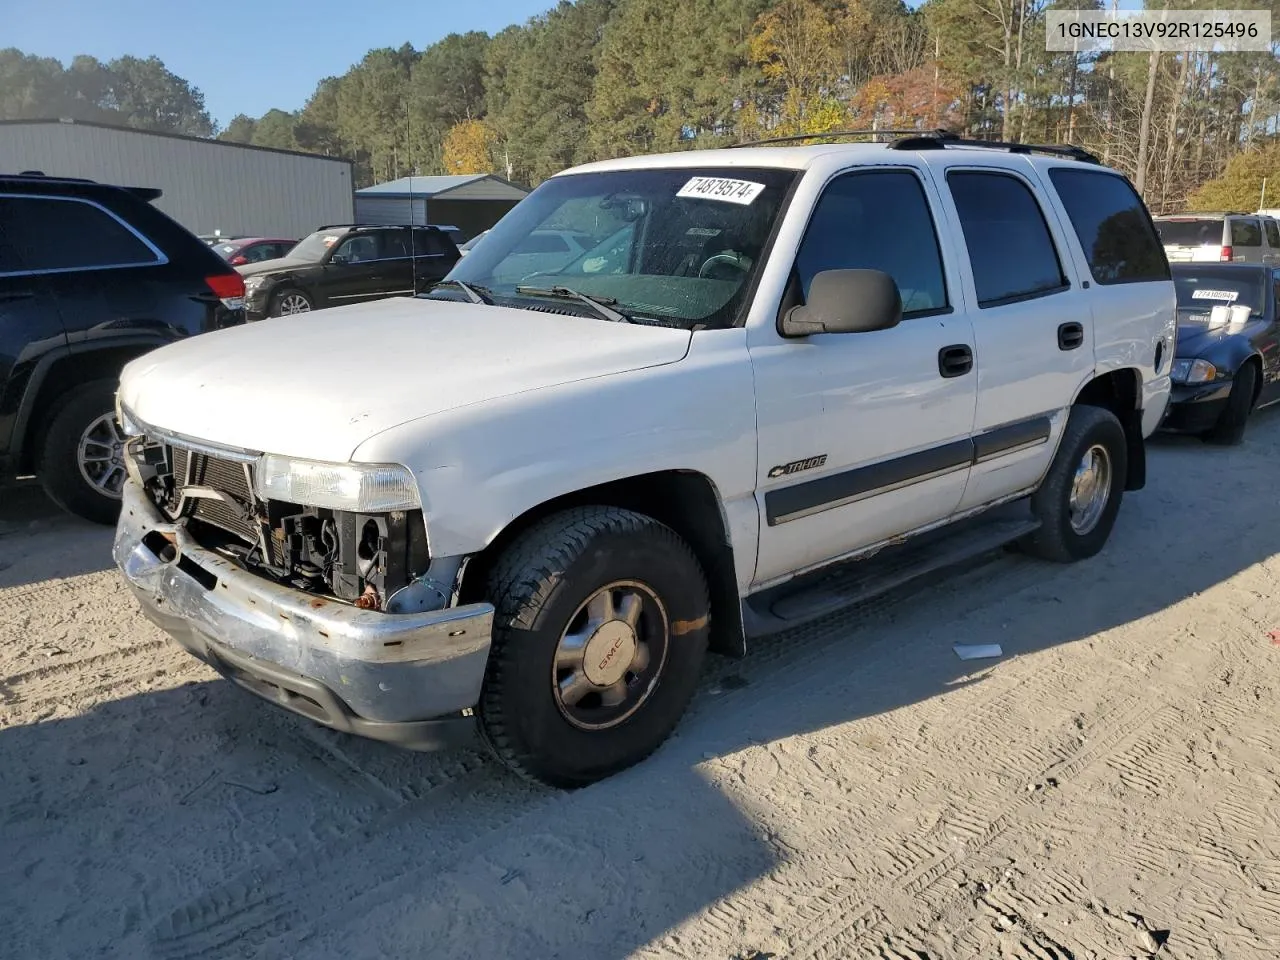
left=355, top=175, right=529, bottom=241
left=0, top=119, right=354, bottom=240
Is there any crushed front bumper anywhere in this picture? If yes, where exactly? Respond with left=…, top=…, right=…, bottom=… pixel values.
left=1160, top=380, right=1232, bottom=434
left=112, top=480, right=493, bottom=750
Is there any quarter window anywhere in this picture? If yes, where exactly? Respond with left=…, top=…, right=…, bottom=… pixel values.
left=0, top=195, right=159, bottom=273
left=947, top=171, right=1067, bottom=307
left=1264, top=219, right=1280, bottom=248
left=1047, top=168, right=1170, bottom=284
left=794, top=169, right=949, bottom=317
left=1231, top=219, right=1262, bottom=247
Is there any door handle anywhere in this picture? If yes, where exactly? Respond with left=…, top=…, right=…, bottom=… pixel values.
left=0, top=290, right=35, bottom=303
left=1058, top=321, right=1085, bottom=351
left=938, top=344, right=973, bottom=378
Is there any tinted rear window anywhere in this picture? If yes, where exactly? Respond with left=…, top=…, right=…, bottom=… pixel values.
left=1265, top=219, right=1280, bottom=247
left=1048, top=169, right=1169, bottom=284
left=0, top=195, right=160, bottom=272
left=1172, top=267, right=1265, bottom=314
left=1232, top=218, right=1263, bottom=246
left=1154, top=218, right=1224, bottom=246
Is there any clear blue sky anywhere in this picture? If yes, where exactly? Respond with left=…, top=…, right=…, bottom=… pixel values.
left=7, top=0, right=557, bottom=129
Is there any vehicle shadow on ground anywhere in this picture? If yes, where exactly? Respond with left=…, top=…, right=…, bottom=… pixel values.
left=0, top=482, right=115, bottom=587
left=4, top=412, right=1280, bottom=960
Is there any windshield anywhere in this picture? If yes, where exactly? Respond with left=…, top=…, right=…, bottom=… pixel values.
left=1155, top=218, right=1224, bottom=247
left=287, top=230, right=344, bottom=262
left=1173, top=267, right=1265, bottom=316
left=439, top=166, right=798, bottom=328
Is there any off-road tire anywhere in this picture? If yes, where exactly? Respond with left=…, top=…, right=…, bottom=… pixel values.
left=477, top=506, right=711, bottom=788
left=1202, top=360, right=1257, bottom=446
left=38, top=379, right=123, bottom=525
left=1020, top=404, right=1128, bottom=563
left=270, top=287, right=312, bottom=317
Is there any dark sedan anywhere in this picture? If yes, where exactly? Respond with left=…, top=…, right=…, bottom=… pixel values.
left=1162, top=263, right=1280, bottom=444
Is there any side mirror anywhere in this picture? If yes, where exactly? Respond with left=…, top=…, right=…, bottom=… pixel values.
left=330, top=253, right=350, bottom=265
left=779, top=268, right=903, bottom=337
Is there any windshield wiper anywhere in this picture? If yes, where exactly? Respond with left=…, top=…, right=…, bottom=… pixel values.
left=430, top=279, right=494, bottom=305
left=514, top=285, right=635, bottom=323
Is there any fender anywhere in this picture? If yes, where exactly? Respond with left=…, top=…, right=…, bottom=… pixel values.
left=10, top=334, right=174, bottom=462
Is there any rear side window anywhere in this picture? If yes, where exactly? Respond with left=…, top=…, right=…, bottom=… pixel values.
left=947, top=171, right=1066, bottom=307
left=0, top=195, right=161, bottom=273
left=413, top=229, right=455, bottom=256
left=1047, top=168, right=1169, bottom=284
left=795, top=169, right=949, bottom=317
left=1264, top=219, right=1280, bottom=248
left=1232, top=219, right=1262, bottom=247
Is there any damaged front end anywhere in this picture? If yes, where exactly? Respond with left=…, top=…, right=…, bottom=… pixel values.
left=123, top=431, right=450, bottom=614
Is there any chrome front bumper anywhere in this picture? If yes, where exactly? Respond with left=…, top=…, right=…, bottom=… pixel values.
left=112, top=480, right=494, bottom=750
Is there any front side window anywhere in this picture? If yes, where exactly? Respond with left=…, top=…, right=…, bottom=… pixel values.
left=333, top=233, right=381, bottom=263
left=0, top=195, right=159, bottom=273
left=1048, top=168, right=1169, bottom=284
left=1231, top=219, right=1262, bottom=247
left=441, top=165, right=798, bottom=328
left=948, top=171, right=1067, bottom=307
left=794, top=169, right=948, bottom=316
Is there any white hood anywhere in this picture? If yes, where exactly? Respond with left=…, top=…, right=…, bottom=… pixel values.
left=119, top=297, right=692, bottom=462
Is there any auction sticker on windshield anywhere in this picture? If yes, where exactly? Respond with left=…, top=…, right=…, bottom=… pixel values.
left=1191, top=289, right=1239, bottom=301
left=676, top=177, right=766, bottom=205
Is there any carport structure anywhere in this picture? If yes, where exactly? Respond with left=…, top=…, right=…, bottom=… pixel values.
left=354, top=174, right=530, bottom=242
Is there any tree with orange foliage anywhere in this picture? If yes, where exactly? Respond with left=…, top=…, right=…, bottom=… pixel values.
left=441, top=119, right=496, bottom=174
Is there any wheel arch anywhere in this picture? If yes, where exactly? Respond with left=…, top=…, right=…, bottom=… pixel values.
left=457, top=469, right=746, bottom=658
left=13, top=339, right=167, bottom=474
left=1072, top=367, right=1145, bottom=491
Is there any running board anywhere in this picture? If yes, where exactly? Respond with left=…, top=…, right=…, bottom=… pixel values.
left=742, top=511, right=1041, bottom=638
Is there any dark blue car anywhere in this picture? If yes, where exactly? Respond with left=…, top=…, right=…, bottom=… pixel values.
left=1163, top=262, right=1280, bottom=444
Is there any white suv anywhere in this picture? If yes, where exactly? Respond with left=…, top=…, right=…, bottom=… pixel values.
left=113, top=133, right=1175, bottom=786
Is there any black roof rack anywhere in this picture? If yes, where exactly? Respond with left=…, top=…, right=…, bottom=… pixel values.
left=887, top=130, right=1101, bottom=164
left=729, top=129, right=942, bottom=149
left=315, top=222, right=443, bottom=231
left=3, top=170, right=163, bottom=200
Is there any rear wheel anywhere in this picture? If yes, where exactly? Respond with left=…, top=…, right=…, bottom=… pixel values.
left=1020, top=404, right=1127, bottom=563
left=38, top=379, right=126, bottom=525
left=477, top=506, right=710, bottom=787
left=1202, top=360, right=1257, bottom=446
left=271, top=288, right=312, bottom=317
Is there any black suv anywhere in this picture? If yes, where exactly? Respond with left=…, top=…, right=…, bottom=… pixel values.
left=238, top=224, right=461, bottom=320
left=0, top=173, right=247, bottom=524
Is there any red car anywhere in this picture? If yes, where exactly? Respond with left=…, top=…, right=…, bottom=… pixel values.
left=212, top=236, right=298, bottom=266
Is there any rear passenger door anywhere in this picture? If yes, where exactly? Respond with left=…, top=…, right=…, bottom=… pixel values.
left=929, top=163, right=1094, bottom=512
left=0, top=204, right=67, bottom=458
left=410, top=229, right=458, bottom=292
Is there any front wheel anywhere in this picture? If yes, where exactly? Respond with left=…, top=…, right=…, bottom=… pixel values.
left=271, top=288, right=313, bottom=317
left=1020, top=404, right=1128, bottom=563
left=477, top=506, right=710, bottom=787
left=1202, top=360, right=1257, bottom=446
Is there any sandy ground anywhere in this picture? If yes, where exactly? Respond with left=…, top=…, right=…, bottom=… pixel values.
left=3, top=419, right=1280, bottom=960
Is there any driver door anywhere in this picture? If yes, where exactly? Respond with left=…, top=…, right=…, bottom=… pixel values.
left=325, top=230, right=402, bottom=304
left=748, top=166, right=978, bottom=585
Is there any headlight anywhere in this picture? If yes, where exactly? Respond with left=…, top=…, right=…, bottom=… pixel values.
left=115, top=396, right=142, bottom=437
left=243, top=275, right=266, bottom=292
left=255, top=455, right=420, bottom=512
left=1171, top=358, right=1218, bottom=384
